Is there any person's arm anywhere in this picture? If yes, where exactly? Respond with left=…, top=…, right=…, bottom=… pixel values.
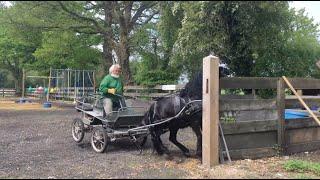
left=115, top=78, right=124, bottom=95
left=99, top=76, right=111, bottom=95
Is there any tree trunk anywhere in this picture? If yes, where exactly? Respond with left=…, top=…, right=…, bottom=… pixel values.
left=102, top=36, right=113, bottom=75
left=116, top=24, right=132, bottom=85
left=118, top=36, right=132, bottom=85
left=102, top=2, right=114, bottom=75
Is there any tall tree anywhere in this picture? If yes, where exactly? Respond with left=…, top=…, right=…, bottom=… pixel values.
left=175, top=1, right=295, bottom=77
left=0, top=5, right=42, bottom=93
left=5, top=1, right=159, bottom=84
left=132, top=2, right=185, bottom=86
left=32, top=30, right=101, bottom=73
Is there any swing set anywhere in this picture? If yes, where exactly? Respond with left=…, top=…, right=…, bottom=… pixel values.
left=24, top=68, right=96, bottom=102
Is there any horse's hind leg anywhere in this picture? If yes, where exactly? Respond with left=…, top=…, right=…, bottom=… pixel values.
left=169, top=128, right=191, bottom=157
left=191, top=123, right=202, bottom=157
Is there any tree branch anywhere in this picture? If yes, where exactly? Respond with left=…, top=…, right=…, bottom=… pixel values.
left=130, top=2, right=158, bottom=29
left=58, top=1, right=105, bottom=34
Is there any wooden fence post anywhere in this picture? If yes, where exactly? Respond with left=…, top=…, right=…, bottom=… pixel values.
left=22, top=69, right=25, bottom=98
left=202, top=55, right=220, bottom=168
left=277, top=78, right=286, bottom=155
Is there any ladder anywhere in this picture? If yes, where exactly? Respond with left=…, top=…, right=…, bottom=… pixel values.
left=219, top=122, right=232, bottom=163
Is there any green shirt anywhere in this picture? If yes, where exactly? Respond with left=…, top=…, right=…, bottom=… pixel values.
left=99, top=74, right=124, bottom=103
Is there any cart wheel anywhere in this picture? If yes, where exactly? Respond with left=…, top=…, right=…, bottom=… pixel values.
left=91, top=127, right=107, bottom=153
left=72, top=118, right=85, bottom=143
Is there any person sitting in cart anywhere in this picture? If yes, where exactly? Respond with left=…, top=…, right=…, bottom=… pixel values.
left=99, top=64, right=125, bottom=115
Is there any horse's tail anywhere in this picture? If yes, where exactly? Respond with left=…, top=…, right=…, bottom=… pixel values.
left=143, top=103, right=155, bottom=126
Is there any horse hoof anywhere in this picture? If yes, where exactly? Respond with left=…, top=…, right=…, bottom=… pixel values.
left=164, top=154, right=174, bottom=160
left=196, top=151, right=202, bottom=157
left=175, top=158, right=185, bottom=164
left=183, top=152, right=191, bottom=157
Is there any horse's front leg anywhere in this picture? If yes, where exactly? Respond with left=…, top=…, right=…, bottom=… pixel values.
left=169, top=128, right=191, bottom=157
left=150, top=128, right=170, bottom=155
left=191, top=123, right=202, bottom=157
left=150, top=128, right=164, bottom=155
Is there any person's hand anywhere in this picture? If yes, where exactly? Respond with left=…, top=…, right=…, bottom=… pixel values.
left=107, top=88, right=116, bottom=94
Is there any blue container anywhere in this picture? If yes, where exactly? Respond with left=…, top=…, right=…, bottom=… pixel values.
left=285, top=109, right=309, bottom=120
left=43, top=102, right=52, bottom=108
left=15, top=98, right=26, bottom=104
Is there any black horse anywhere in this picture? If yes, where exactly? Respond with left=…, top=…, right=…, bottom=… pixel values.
left=142, top=94, right=202, bottom=157
left=143, top=66, right=229, bottom=158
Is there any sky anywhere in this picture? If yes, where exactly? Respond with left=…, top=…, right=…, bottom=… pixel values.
left=290, top=1, right=320, bottom=25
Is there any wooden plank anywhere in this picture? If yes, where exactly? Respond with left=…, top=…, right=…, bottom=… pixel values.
left=277, top=78, right=286, bottom=155
left=286, top=95, right=320, bottom=100
left=286, top=127, right=320, bottom=144
left=224, top=131, right=277, bottom=149
left=220, top=77, right=278, bottom=89
left=202, top=55, right=219, bottom=167
left=221, top=109, right=278, bottom=122
left=286, top=140, right=320, bottom=154
left=220, top=99, right=277, bottom=111
left=282, top=76, right=320, bottom=126
left=285, top=78, right=320, bottom=89
left=221, top=120, right=277, bottom=134
left=124, top=92, right=170, bottom=98
left=220, top=94, right=255, bottom=100
left=220, top=77, right=320, bottom=90
left=286, top=98, right=320, bottom=109
left=226, top=147, right=278, bottom=160
left=285, top=118, right=320, bottom=129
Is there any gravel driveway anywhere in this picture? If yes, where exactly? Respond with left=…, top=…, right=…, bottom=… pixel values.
left=0, top=104, right=199, bottom=179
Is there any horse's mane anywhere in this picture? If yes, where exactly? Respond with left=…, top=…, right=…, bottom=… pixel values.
left=179, top=71, right=203, bottom=100
left=179, top=67, right=229, bottom=100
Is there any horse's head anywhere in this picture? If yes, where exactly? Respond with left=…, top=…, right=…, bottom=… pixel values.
left=219, top=65, right=230, bottom=78
left=179, top=72, right=202, bottom=101
left=179, top=65, right=230, bottom=101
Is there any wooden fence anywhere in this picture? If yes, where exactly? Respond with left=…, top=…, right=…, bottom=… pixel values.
left=0, top=89, right=16, bottom=97
left=25, top=87, right=95, bottom=100
left=24, top=85, right=185, bottom=100
left=219, top=77, right=320, bottom=159
left=123, top=84, right=185, bottom=99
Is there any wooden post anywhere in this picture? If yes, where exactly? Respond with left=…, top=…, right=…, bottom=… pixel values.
left=202, top=55, right=220, bottom=168
left=22, top=69, right=25, bottom=98
left=277, top=78, right=286, bottom=155
left=83, top=70, right=85, bottom=97
left=93, top=71, right=96, bottom=94
left=46, top=67, right=52, bottom=102
left=252, top=89, right=256, bottom=99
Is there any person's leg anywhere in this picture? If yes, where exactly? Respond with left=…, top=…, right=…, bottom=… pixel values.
left=103, top=98, right=113, bottom=115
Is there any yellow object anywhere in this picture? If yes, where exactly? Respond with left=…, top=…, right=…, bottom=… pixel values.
left=107, top=88, right=116, bottom=94
left=50, top=88, right=55, bottom=93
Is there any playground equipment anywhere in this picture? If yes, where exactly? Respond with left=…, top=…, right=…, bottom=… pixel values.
left=24, top=68, right=95, bottom=102
left=50, top=68, right=95, bottom=102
